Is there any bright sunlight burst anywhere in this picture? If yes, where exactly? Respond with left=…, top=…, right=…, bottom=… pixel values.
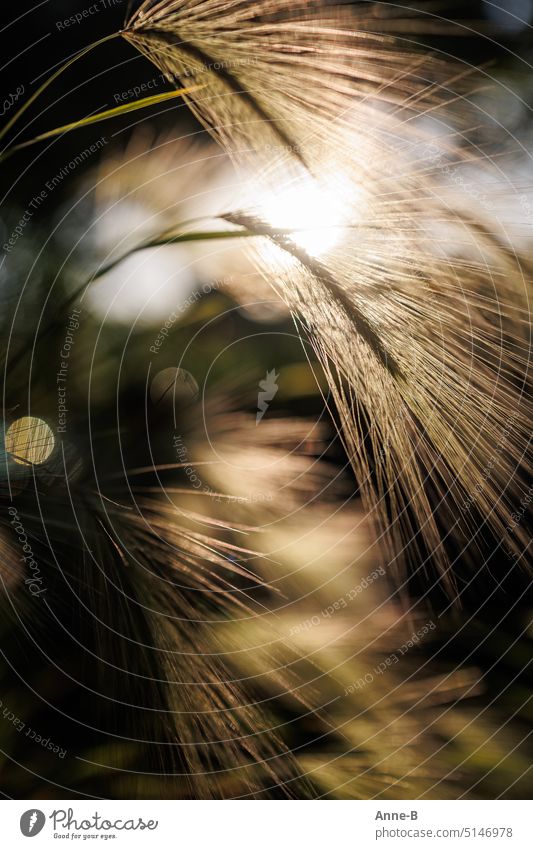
left=258, top=174, right=350, bottom=257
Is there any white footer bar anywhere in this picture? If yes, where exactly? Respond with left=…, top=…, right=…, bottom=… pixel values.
left=1, top=800, right=531, bottom=848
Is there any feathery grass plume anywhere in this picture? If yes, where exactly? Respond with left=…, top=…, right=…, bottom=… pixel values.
left=220, top=202, right=532, bottom=597
left=119, top=1, right=532, bottom=594
left=122, top=0, right=453, bottom=170
left=168, top=383, right=533, bottom=799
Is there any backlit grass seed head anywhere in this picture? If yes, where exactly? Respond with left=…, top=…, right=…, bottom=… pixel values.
left=119, top=1, right=533, bottom=592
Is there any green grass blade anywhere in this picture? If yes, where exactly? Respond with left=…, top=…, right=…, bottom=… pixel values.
left=0, top=31, right=121, bottom=145
left=0, top=86, right=204, bottom=161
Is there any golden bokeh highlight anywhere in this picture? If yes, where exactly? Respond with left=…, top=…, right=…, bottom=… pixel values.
left=5, top=417, right=55, bottom=466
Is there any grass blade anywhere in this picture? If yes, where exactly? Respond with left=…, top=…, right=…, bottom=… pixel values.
left=0, top=86, right=204, bottom=162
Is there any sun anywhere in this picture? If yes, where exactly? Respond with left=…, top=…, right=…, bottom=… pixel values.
left=258, top=173, right=351, bottom=258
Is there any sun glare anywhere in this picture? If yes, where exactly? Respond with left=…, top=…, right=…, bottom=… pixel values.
left=258, top=174, right=350, bottom=258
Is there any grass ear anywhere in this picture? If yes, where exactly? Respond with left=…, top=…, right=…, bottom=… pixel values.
left=119, top=1, right=533, bottom=592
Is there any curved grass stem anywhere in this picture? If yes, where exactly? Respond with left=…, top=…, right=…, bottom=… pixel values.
left=7, top=214, right=363, bottom=372
left=0, top=85, right=204, bottom=164
left=0, top=31, right=122, bottom=147
left=6, top=220, right=291, bottom=371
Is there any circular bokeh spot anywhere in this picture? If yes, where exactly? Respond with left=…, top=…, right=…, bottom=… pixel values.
left=150, top=367, right=199, bottom=406
left=5, top=417, right=55, bottom=466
